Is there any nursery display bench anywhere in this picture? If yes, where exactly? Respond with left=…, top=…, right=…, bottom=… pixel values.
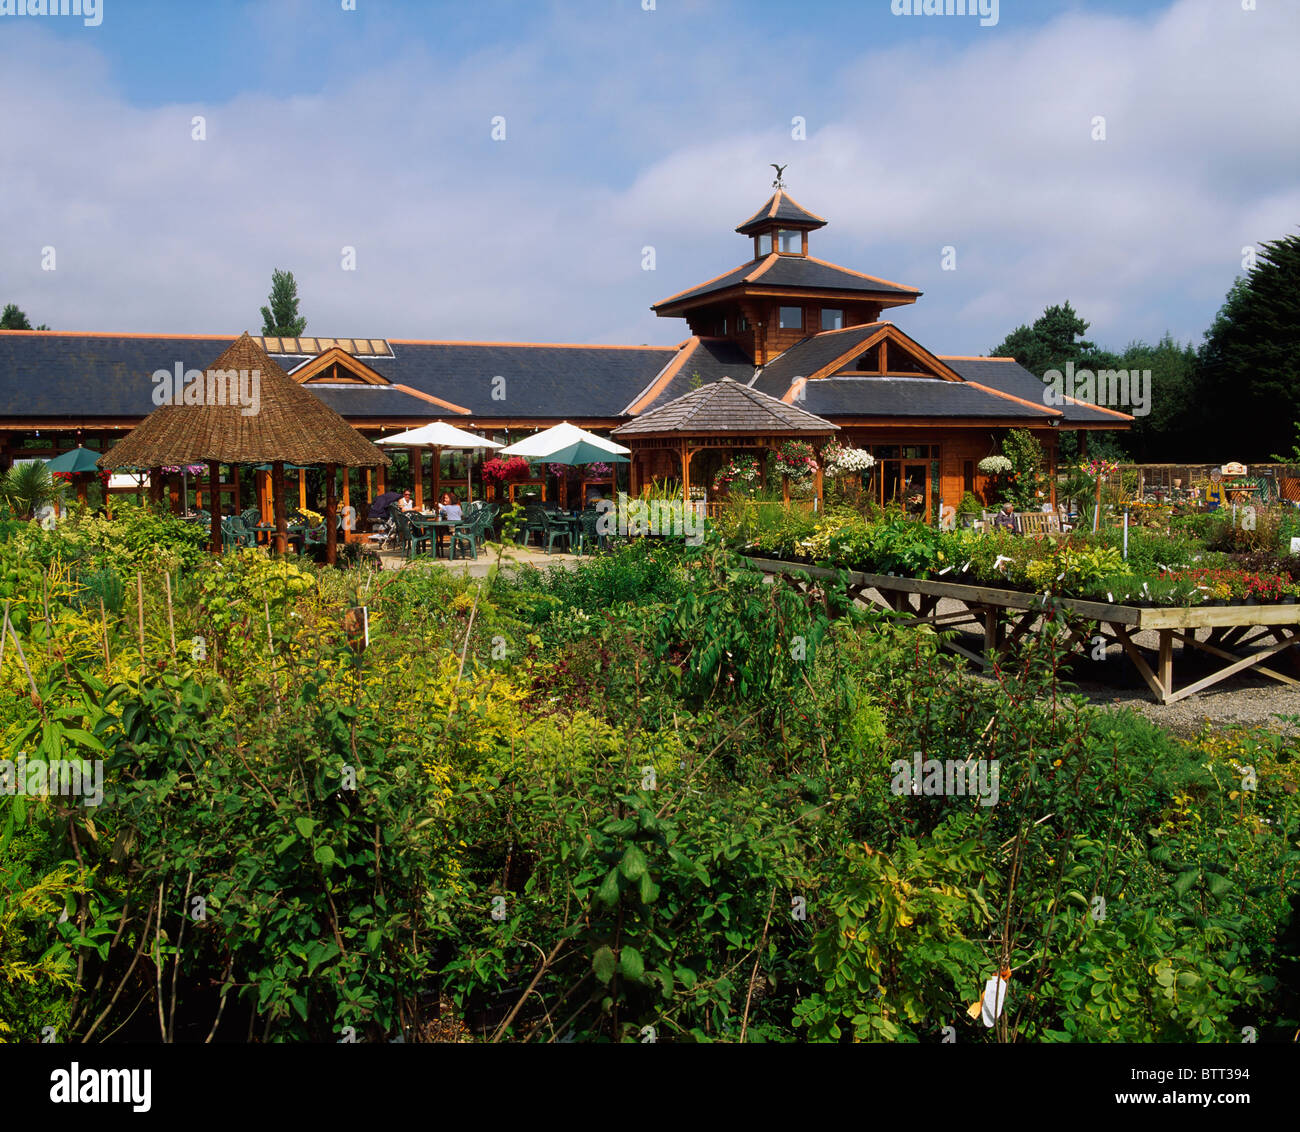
left=745, top=557, right=1300, bottom=706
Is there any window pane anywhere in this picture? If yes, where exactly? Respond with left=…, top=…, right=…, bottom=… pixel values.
left=758, top=232, right=773, bottom=255
left=779, top=306, right=803, bottom=330
left=778, top=229, right=801, bottom=253
left=821, top=308, right=843, bottom=331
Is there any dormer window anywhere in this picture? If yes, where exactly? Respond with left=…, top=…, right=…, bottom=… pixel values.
left=778, top=229, right=802, bottom=254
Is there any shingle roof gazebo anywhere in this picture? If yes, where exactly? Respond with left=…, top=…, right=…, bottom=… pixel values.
left=612, top=376, right=838, bottom=508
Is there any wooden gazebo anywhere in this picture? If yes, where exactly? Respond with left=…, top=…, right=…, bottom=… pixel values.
left=612, top=377, right=838, bottom=509
left=98, top=333, right=389, bottom=563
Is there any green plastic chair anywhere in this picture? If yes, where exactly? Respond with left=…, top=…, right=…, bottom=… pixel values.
left=522, top=505, right=547, bottom=547
left=539, top=510, right=571, bottom=555
left=448, top=511, right=485, bottom=561
left=393, top=509, right=432, bottom=558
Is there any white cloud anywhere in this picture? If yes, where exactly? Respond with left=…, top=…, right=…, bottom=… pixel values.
left=0, top=0, right=1294, bottom=358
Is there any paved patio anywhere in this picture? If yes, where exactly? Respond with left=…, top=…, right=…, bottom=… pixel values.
left=376, top=545, right=582, bottom=577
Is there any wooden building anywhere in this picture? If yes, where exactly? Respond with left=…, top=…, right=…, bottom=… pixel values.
left=0, top=185, right=1130, bottom=517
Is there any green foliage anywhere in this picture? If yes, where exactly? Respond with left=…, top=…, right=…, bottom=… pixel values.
left=1198, top=234, right=1300, bottom=461
left=999, top=429, right=1046, bottom=511
left=259, top=267, right=307, bottom=337
left=1, top=461, right=64, bottom=520
left=3, top=507, right=1295, bottom=1044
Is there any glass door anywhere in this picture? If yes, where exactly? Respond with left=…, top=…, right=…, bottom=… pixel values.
left=901, top=461, right=930, bottom=521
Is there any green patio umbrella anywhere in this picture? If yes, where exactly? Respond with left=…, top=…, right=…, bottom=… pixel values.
left=45, top=446, right=103, bottom=474
left=45, top=446, right=104, bottom=505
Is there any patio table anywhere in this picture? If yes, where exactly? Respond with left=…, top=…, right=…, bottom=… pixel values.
left=409, top=515, right=459, bottom=557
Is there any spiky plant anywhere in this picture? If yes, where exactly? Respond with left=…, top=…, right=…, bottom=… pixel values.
left=0, top=460, right=64, bottom=519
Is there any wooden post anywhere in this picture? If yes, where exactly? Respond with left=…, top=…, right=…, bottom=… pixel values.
left=1048, top=435, right=1057, bottom=509
left=257, top=470, right=270, bottom=531
left=325, top=462, right=338, bottom=566
left=376, top=462, right=386, bottom=495
left=341, top=467, right=350, bottom=514
left=410, top=448, right=423, bottom=510
left=208, top=460, right=222, bottom=555
left=432, top=446, right=441, bottom=507
left=76, top=476, right=88, bottom=505
left=782, top=472, right=790, bottom=506
left=136, top=572, right=145, bottom=669
left=298, top=467, right=307, bottom=512
left=272, top=461, right=288, bottom=555
left=813, top=454, right=824, bottom=513
left=232, top=466, right=241, bottom=515
left=680, top=442, right=690, bottom=509
left=364, top=467, right=373, bottom=503
left=168, top=474, right=180, bottom=515
left=1157, top=629, right=1173, bottom=702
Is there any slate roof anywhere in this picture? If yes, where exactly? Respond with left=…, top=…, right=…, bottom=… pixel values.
left=735, top=191, right=828, bottom=235
left=0, top=332, right=678, bottom=423
left=304, top=384, right=458, bottom=420
left=299, top=342, right=679, bottom=418
left=630, top=337, right=757, bottom=414
left=653, top=254, right=920, bottom=311
left=751, top=323, right=889, bottom=397
left=613, top=377, right=837, bottom=437
left=939, top=358, right=1133, bottom=424
left=794, top=376, right=1057, bottom=420
left=0, top=333, right=243, bottom=418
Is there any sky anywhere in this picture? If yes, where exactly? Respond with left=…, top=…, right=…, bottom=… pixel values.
left=1, top=0, right=1296, bottom=356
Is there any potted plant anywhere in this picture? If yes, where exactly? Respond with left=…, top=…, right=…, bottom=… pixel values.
left=957, top=491, right=984, bottom=528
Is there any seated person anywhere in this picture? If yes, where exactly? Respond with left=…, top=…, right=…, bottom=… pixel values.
left=438, top=492, right=463, bottom=522
left=396, top=489, right=415, bottom=512
left=990, top=502, right=1017, bottom=532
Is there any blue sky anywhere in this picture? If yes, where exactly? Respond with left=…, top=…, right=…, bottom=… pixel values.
left=2, top=0, right=1297, bottom=356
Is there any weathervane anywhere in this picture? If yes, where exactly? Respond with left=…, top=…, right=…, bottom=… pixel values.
left=770, top=163, right=787, bottom=189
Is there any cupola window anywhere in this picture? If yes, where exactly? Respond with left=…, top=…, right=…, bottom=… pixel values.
left=778, top=229, right=802, bottom=254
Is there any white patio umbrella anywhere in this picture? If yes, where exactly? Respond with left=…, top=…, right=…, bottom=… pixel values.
left=377, top=420, right=503, bottom=503
left=499, top=421, right=630, bottom=463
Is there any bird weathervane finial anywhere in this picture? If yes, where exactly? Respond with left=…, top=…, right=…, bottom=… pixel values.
left=770, top=163, right=787, bottom=189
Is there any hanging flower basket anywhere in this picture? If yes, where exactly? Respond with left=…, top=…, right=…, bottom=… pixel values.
left=821, top=440, right=875, bottom=477
left=712, top=454, right=761, bottom=493
left=482, top=456, right=532, bottom=484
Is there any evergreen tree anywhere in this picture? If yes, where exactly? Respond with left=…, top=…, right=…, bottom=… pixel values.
left=990, top=301, right=1119, bottom=377
left=1195, top=235, right=1300, bottom=461
left=259, top=269, right=307, bottom=337
left=1117, top=334, right=1199, bottom=461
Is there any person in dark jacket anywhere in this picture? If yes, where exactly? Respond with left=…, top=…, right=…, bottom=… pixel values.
left=990, top=502, right=1017, bottom=532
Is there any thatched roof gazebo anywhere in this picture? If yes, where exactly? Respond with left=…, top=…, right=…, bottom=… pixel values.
left=612, top=376, right=838, bottom=508
left=99, top=332, right=390, bottom=562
